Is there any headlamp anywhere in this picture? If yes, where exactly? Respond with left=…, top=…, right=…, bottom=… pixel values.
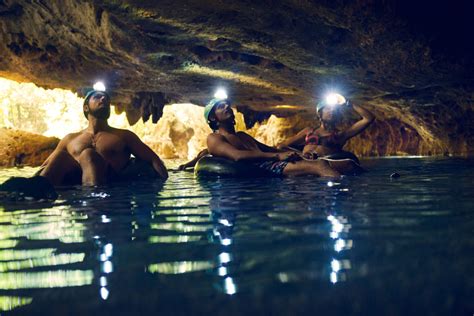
left=93, top=81, right=106, bottom=92
left=213, top=88, right=228, bottom=100
left=325, top=93, right=346, bottom=106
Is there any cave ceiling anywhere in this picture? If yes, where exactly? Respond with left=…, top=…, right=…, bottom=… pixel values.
left=0, top=0, right=473, bottom=153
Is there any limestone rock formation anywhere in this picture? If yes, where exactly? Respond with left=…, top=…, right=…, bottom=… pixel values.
left=0, top=0, right=472, bottom=156
left=0, top=128, right=59, bottom=166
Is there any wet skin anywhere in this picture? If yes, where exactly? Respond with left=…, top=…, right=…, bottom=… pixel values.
left=278, top=103, right=375, bottom=174
left=210, top=103, right=291, bottom=156
left=206, top=102, right=340, bottom=177
left=40, top=92, right=168, bottom=186
left=303, top=106, right=345, bottom=157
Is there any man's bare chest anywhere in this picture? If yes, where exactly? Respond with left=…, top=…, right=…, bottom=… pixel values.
left=226, top=134, right=258, bottom=151
left=67, top=133, right=128, bottom=157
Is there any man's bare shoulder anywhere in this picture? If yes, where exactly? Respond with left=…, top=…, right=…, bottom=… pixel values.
left=236, top=131, right=256, bottom=141
left=108, top=127, right=131, bottom=134
left=109, top=127, right=137, bottom=139
left=61, top=131, right=83, bottom=142
left=55, top=131, right=83, bottom=150
left=207, top=132, right=226, bottom=142
left=207, top=133, right=228, bottom=148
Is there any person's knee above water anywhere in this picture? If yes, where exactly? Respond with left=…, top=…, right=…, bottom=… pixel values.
left=203, top=96, right=340, bottom=178
left=278, top=93, right=374, bottom=174
left=37, top=86, right=168, bottom=186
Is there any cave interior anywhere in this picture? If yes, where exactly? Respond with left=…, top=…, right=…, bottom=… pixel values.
left=0, top=0, right=472, bottom=165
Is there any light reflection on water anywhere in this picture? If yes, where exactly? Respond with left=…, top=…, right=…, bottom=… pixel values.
left=0, top=270, right=93, bottom=289
left=0, top=253, right=85, bottom=272
left=0, top=206, right=87, bottom=243
left=0, top=296, right=33, bottom=311
left=0, top=158, right=472, bottom=314
left=148, top=261, right=215, bottom=274
left=327, top=214, right=353, bottom=284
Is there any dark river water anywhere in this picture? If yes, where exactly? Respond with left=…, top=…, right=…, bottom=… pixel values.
left=0, top=158, right=473, bottom=315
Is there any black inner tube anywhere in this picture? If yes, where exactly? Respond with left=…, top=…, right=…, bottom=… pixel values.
left=194, top=156, right=274, bottom=178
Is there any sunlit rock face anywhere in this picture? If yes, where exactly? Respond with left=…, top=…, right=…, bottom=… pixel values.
left=0, top=128, right=59, bottom=167
left=0, top=77, right=469, bottom=164
left=0, top=78, right=87, bottom=138
left=0, top=1, right=472, bottom=156
left=0, top=78, right=242, bottom=161
left=127, top=104, right=212, bottom=159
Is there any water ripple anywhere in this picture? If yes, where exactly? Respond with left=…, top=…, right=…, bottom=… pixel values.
left=0, top=158, right=472, bottom=314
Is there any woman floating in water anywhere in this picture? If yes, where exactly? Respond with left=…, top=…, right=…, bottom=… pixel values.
left=278, top=93, right=375, bottom=174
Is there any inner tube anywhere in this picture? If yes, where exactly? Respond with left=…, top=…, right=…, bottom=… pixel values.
left=194, top=156, right=273, bottom=178
left=319, top=151, right=360, bottom=164
left=0, top=176, right=58, bottom=201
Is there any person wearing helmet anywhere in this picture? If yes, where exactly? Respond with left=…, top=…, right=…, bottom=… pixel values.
left=204, top=98, right=340, bottom=177
left=42, top=88, right=168, bottom=184
left=1, top=88, right=168, bottom=197
left=278, top=93, right=374, bottom=174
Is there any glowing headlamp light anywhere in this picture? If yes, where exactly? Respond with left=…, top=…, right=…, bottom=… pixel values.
left=325, top=93, right=346, bottom=106
left=93, top=81, right=106, bottom=92
left=214, top=88, right=228, bottom=100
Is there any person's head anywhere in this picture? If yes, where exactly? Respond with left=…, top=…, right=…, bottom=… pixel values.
left=83, top=90, right=111, bottom=120
left=204, top=98, right=234, bottom=130
left=316, top=94, right=345, bottom=125
left=317, top=104, right=342, bottom=124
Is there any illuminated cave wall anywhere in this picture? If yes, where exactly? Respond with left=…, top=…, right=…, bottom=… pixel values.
left=0, top=78, right=85, bottom=138
left=0, top=77, right=467, bottom=167
left=0, top=78, right=298, bottom=165
left=0, top=78, right=249, bottom=165
left=246, top=113, right=442, bottom=157
left=0, top=0, right=472, bottom=165
left=0, top=128, right=58, bottom=167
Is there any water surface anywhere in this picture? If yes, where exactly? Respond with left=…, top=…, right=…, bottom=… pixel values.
left=0, top=158, right=473, bottom=315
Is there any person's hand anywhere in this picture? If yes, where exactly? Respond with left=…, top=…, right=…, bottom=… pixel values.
left=277, top=151, right=301, bottom=163
left=303, top=151, right=318, bottom=160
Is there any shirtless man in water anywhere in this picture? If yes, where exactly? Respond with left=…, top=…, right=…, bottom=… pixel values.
left=205, top=98, right=340, bottom=177
left=39, top=89, right=168, bottom=186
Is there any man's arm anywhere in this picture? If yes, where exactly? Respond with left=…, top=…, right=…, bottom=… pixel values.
left=340, top=104, right=375, bottom=141
left=124, top=131, right=168, bottom=179
left=40, top=133, right=76, bottom=167
left=207, top=134, right=279, bottom=162
left=178, top=149, right=209, bottom=170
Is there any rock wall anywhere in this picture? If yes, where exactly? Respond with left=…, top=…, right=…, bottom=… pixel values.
left=0, top=96, right=469, bottom=168
left=0, top=128, right=59, bottom=167
left=0, top=1, right=472, bottom=157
